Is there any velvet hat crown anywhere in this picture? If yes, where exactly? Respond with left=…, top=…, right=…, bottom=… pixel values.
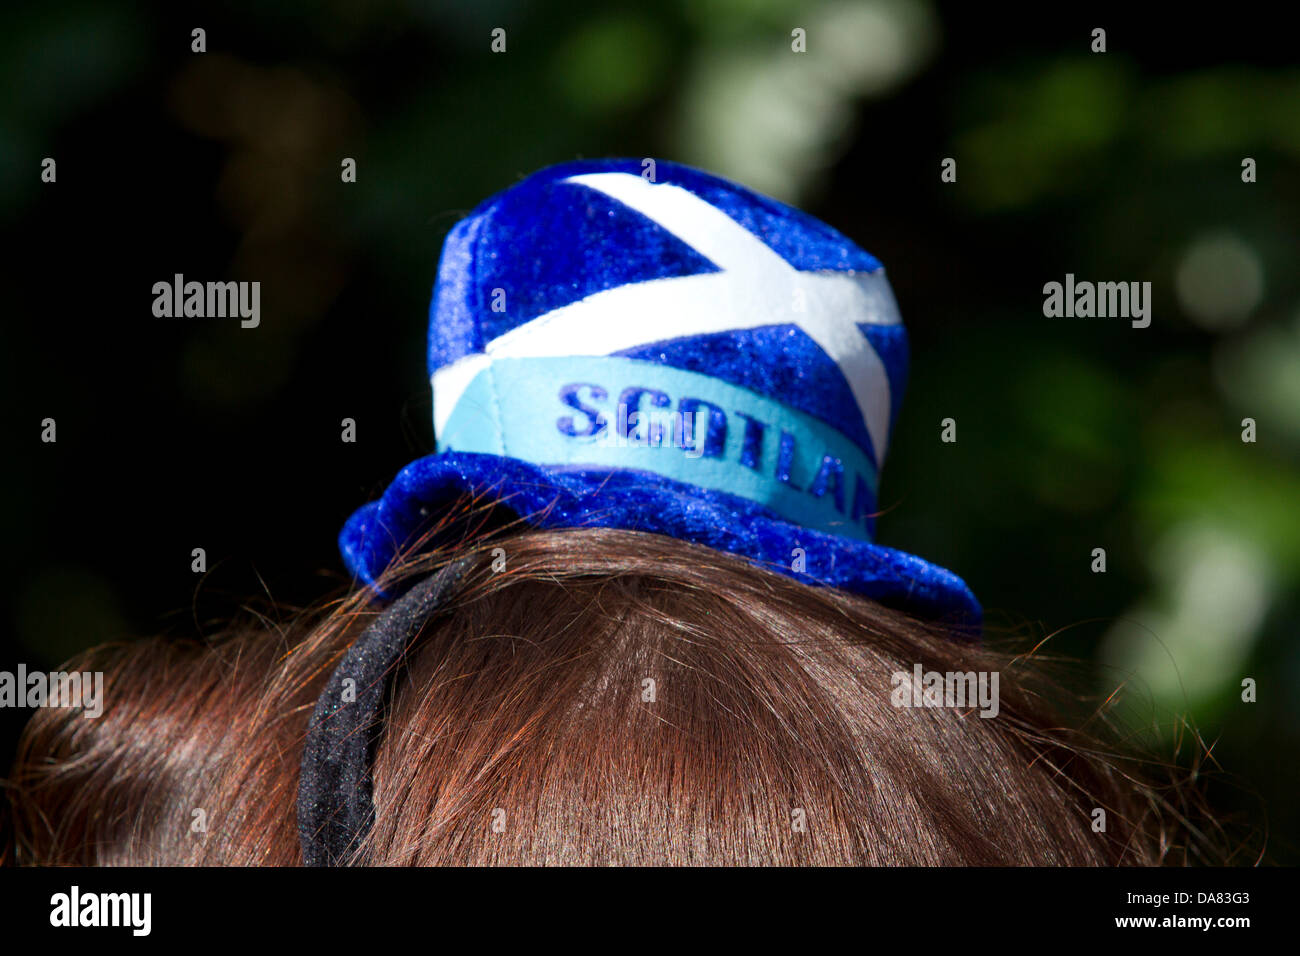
left=338, top=158, right=979, bottom=627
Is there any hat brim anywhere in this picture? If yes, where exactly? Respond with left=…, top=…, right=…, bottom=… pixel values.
left=339, top=451, right=981, bottom=631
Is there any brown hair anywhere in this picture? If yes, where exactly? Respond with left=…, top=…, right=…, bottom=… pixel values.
left=4, top=527, right=1219, bottom=865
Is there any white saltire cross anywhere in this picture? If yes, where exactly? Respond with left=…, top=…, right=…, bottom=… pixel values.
left=432, top=172, right=902, bottom=461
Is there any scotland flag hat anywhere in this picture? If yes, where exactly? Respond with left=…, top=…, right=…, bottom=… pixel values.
left=339, top=158, right=980, bottom=628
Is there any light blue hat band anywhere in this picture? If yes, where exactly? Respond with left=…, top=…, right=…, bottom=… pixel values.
left=436, top=355, right=878, bottom=541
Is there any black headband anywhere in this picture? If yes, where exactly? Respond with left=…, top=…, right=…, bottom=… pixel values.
left=297, top=557, right=476, bottom=866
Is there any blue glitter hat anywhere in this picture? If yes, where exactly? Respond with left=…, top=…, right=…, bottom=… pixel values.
left=338, top=159, right=979, bottom=628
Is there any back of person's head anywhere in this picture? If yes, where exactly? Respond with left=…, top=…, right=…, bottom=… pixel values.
left=6, top=528, right=1206, bottom=866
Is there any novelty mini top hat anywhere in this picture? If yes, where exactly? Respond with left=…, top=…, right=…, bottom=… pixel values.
left=338, top=158, right=979, bottom=628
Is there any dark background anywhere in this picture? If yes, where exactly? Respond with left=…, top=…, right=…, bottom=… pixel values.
left=2, top=1, right=1296, bottom=862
